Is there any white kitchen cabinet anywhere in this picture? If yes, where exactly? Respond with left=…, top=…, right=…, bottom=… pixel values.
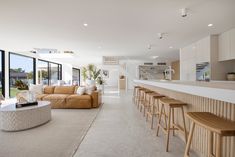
left=230, top=28, right=235, bottom=59
left=218, top=28, right=235, bottom=61
left=219, top=31, right=230, bottom=61
left=196, top=36, right=210, bottom=63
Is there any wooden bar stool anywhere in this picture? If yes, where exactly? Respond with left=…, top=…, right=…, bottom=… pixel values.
left=146, top=93, right=165, bottom=129
left=184, top=112, right=235, bottom=157
left=136, top=88, right=148, bottom=109
left=156, top=98, right=188, bottom=152
left=132, top=86, right=142, bottom=105
left=139, top=90, right=154, bottom=114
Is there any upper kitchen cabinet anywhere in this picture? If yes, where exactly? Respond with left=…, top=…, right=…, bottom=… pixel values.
left=230, top=28, right=235, bottom=59
left=218, top=28, right=235, bottom=61
left=196, top=36, right=210, bottom=63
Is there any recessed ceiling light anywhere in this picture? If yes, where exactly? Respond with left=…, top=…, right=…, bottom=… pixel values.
left=98, top=46, right=102, bottom=49
left=83, top=23, right=88, bottom=27
left=152, top=56, right=159, bottom=59
left=208, top=24, right=213, bottom=27
left=169, top=46, right=173, bottom=49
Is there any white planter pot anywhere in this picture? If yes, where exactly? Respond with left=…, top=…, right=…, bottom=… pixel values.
left=86, top=80, right=96, bottom=86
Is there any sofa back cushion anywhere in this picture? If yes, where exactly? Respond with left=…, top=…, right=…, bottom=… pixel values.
left=54, top=86, right=75, bottom=94
left=44, top=86, right=55, bottom=94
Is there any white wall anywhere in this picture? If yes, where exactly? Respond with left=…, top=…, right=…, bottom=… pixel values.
left=98, top=65, right=119, bottom=87
left=62, top=63, right=73, bottom=84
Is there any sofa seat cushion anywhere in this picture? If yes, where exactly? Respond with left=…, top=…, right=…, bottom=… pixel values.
left=43, top=94, right=70, bottom=100
left=42, top=94, right=70, bottom=109
left=36, top=94, right=48, bottom=100
left=66, top=95, right=92, bottom=109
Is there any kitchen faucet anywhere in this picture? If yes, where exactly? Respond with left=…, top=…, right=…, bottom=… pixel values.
left=164, top=66, right=175, bottom=80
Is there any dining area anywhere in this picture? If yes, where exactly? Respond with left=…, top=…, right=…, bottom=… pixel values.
left=132, top=80, right=235, bottom=157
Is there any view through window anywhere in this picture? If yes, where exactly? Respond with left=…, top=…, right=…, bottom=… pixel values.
left=38, top=60, right=62, bottom=85
left=38, top=60, right=49, bottom=85
left=9, top=53, right=35, bottom=97
left=72, top=68, right=80, bottom=85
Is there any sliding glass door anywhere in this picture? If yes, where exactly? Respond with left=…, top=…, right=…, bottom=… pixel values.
left=9, top=53, right=35, bottom=97
left=38, top=59, right=62, bottom=85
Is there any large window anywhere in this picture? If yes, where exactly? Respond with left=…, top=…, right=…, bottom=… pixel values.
left=9, top=53, right=35, bottom=97
left=72, top=68, right=80, bottom=85
left=38, top=59, right=62, bottom=85
left=0, top=51, right=5, bottom=96
left=38, top=60, right=49, bottom=85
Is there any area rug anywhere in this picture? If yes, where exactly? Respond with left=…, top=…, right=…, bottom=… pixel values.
left=0, top=108, right=100, bottom=157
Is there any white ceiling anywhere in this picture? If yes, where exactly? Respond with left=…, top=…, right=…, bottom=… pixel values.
left=0, top=0, right=235, bottom=64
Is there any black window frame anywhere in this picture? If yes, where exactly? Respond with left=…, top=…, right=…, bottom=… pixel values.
left=9, top=52, right=36, bottom=97
left=0, top=50, right=5, bottom=96
left=72, top=68, right=80, bottom=86
left=38, top=59, right=62, bottom=85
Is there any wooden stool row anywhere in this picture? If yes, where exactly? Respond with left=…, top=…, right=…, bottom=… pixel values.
left=132, top=85, right=235, bottom=157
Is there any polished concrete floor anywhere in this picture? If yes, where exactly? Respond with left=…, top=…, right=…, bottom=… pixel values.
left=74, top=90, right=198, bottom=157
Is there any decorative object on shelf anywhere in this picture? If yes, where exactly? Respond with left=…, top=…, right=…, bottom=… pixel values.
left=119, top=75, right=125, bottom=79
left=227, top=72, right=235, bottom=81
left=102, top=70, right=109, bottom=78
left=14, top=80, right=29, bottom=90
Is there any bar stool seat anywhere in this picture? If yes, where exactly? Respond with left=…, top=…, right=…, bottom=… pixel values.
left=156, top=98, right=188, bottom=152
left=184, top=112, right=235, bottom=157
left=139, top=90, right=155, bottom=114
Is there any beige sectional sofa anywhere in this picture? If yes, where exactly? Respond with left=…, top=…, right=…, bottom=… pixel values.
left=36, top=86, right=102, bottom=109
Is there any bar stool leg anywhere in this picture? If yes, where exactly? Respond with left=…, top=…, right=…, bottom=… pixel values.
left=172, top=108, right=175, bottom=136
left=184, top=122, right=195, bottom=157
left=216, top=134, right=222, bottom=157
left=156, top=103, right=164, bottom=136
left=208, top=131, right=213, bottom=157
left=150, top=100, right=155, bottom=129
left=181, top=106, right=188, bottom=142
left=163, top=106, right=167, bottom=129
left=166, top=107, right=172, bottom=152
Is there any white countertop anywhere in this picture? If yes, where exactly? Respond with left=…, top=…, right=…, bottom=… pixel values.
left=134, top=80, right=235, bottom=104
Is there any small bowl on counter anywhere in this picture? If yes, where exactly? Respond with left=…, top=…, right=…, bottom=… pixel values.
left=227, top=72, right=235, bottom=81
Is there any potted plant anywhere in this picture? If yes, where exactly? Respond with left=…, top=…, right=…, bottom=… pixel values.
left=14, top=80, right=29, bottom=90
left=96, top=76, right=105, bottom=92
left=81, top=64, right=102, bottom=86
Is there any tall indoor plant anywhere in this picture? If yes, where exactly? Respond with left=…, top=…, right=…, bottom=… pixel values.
left=81, top=64, right=101, bottom=86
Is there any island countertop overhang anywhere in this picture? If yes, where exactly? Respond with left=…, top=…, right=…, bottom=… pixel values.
left=134, top=80, right=235, bottom=104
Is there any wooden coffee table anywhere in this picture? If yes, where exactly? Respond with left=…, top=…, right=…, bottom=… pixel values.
left=0, top=101, right=51, bottom=131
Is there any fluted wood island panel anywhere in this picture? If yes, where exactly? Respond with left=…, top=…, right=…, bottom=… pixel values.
left=134, top=80, right=235, bottom=157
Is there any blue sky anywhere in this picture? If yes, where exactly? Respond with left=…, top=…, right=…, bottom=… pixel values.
left=10, top=54, right=34, bottom=72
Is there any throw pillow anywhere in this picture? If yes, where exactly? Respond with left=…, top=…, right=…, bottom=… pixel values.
left=85, top=85, right=96, bottom=94
left=76, top=86, right=86, bottom=95
left=29, top=84, right=43, bottom=95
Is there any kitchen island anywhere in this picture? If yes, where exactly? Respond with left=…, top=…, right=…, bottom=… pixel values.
left=134, top=79, right=235, bottom=157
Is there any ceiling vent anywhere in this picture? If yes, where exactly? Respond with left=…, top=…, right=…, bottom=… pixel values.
left=103, top=56, right=119, bottom=65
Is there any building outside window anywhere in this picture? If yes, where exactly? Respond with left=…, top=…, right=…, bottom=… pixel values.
left=9, top=53, right=35, bottom=97
left=38, top=59, right=62, bottom=85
